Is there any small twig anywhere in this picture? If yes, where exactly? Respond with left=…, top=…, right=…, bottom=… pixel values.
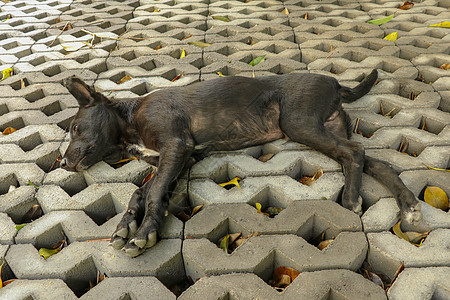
left=353, top=117, right=360, bottom=134
left=48, top=21, right=71, bottom=46
left=49, top=154, right=62, bottom=172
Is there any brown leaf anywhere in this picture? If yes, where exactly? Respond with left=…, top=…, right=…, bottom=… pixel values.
left=304, top=12, right=309, bottom=20
left=363, top=270, right=385, bottom=289
left=398, top=1, right=414, bottom=10
left=142, top=169, right=155, bottom=185
left=317, top=239, right=333, bottom=250
left=232, top=232, right=258, bottom=249
left=2, top=127, right=17, bottom=135
left=89, top=271, right=107, bottom=290
left=424, top=186, right=449, bottom=211
left=154, top=45, right=162, bottom=50
left=117, top=75, right=133, bottom=84
left=2, top=279, right=17, bottom=287
left=21, top=204, right=43, bottom=223
left=171, top=74, right=183, bottom=82
left=190, top=204, right=204, bottom=217
left=272, top=266, right=300, bottom=288
left=439, top=63, right=450, bottom=70
left=298, top=168, right=323, bottom=186
left=258, top=153, right=275, bottom=162
left=176, top=211, right=191, bottom=222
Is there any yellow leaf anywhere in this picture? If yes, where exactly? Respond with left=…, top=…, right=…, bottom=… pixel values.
left=428, top=21, right=450, bottom=28
left=111, top=157, right=138, bottom=164
left=116, top=75, right=133, bottom=84
left=154, top=8, right=160, bottom=12
left=39, top=247, right=61, bottom=259
left=0, top=260, right=3, bottom=289
left=219, top=234, right=230, bottom=253
left=384, top=31, right=398, bottom=42
left=1, top=68, right=13, bottom=81
left=392, top=220, right=409, bottom=242
left=304, top=13, right=309, bottom=20
left=317, top=239, right=333, bottom=250
left=219, top=176, right=241, bottom=189
left=217, top=72, right=226, bottom=77
left=439, top=63, right=450, bottom=70
left=424, top=186, right=449, bottom=211
left=281, top=8, right=289, bottom=15
left=2, top=127, right=17, bottom=135
left=255, top=202, right=262, bottom=213
left=180, top=48, right=186, bottom=59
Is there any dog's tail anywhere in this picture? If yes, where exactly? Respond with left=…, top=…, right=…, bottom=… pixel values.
left=339, top=69, right=378, bottom=103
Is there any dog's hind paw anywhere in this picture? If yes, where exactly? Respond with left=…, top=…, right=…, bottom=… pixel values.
left=402, top=202, right=422, bottom=225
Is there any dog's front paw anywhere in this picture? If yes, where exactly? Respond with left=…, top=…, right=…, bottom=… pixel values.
left=123, top=229, right=158, bottom=257
left=402, top=201, right=422, bottom=225
left=110, top=211, right=138, bottom=250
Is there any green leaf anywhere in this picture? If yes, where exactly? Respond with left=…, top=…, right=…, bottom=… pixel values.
left=383, top=31, right=398, bottom=42
left=27, top=180, right=40, bottom=189
left=367, top=14, right=395, bottom=25
left=38, top=247, right=61, bottom=259
left=212, top=16, right=231, bottom=22
left=188, top=41, right=212, bottom=48
left=15, top=224, right=28, bottom=231
left=249, top=55, right=266, bottom=66
left=219, top=234, right=230, bottom=253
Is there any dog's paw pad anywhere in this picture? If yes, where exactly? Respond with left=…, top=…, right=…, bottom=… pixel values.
left=116, top=227, right=128, bottom=239
left=110, top=236, right=126, bottom=250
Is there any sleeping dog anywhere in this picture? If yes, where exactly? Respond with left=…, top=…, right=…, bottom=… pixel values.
left=60, top=70, right=422, bottom=257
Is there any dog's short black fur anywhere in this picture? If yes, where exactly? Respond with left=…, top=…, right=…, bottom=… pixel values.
left=61, top=70, right=422, bottom=257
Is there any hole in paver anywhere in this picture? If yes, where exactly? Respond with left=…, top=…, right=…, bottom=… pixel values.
left=121, top=51, right=137, bottom=61
left=33, top=223, right=68, bottom=250
left=89, top=62, right=108, bottom=74
left=41, top=101, right=62, bottom=116
left=0, top=261, right=17, bottom=287
left=43, top=65, right=63, bottom=77
left=0, top=173, right=19, bottom=195
left=24, top=89, right=45, bottom=102
left=15, top=48, right=32, bottom=59
left=216, top=45, right=239, bottom=56
left=30, top=56, right=49, bottom=66
left=353, top=118, right=376, bottom=138
left=247, top=188, right=287, bottom=218
left=263, top=44, right=288, bottom=54
left=267, top=64, right=295, bottom=75
left=64, top=257, right=106, bottom=297
left=0, top=104, right=10, bottom=116
left=377, top=101, right=399, bottom=118
left=168, top=277, right=195, bottom=298
left=110, top=71, right=131, bottom=84
left=74, top=54, right=91, bottom=64
left=211, top=219, right=253, bottom=254
left=2, top=41, right=19, bottom=50
left=0, top=117, right=26, bottom=132
left=341, top=50, right=367, bottom=63
left=160, top=69, right=184, bottom=81
left=84, top=193, right=119, bottom=225
left=393, top=136, right=425, bottom=158
left=418, top=117, right=444, bottom=135
left=130, top=82, right=149, bottom=96
left=18, top=131, right=43, bottom=152
left=10, top=78, right=30, bottom=90
left=139, top=59, right=159, bottom=71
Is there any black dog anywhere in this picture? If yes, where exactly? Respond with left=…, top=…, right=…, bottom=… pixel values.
left=61, top=70, right=422, bottom=257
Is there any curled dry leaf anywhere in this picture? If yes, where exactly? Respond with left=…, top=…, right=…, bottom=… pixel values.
left=392, top=220, right=409, bottom=242
left=0, top=260, right=3, bottom=289
left=404, top=231, right=429, bottom=244
left=154, top=45, right=162, bottom=50
left=424, top=186, right=449, bottom=211
left=299, top=168, right=323, bottom=186
left=2, top=127, right=17, bottom=135
left=270, top=266, right=300, bottom=289
left=0, top=68, right=13, bottom=81
left=398, top=1, right=414, bottom=10
left=258, top=153, right=275, bottom=162
left=317, top=239, right=333, bottom=250
left=304, top=13, right=309, bottom=20
left=439, top=63, right=450, bottom=70
left=188, top=41, right=212, bottom=48
left=281, top=8, right=289, bottom=15
left=219, top=176, right=241, bottom=189
left=142, top=169, right=155, bottom=185
left=117, top=75, right=133, bottom=84
left=363, top=270, right=385, bottom=289
left=231, top=232, right=258, bottom=250
left=255, top=202, right=269, bottom=216
left=367, top=14, right=395, bottom=25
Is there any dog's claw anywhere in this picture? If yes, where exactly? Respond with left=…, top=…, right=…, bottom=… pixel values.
left=110, top=236, right=126, bottom=249
left=128, top=220, right=138, bottom=236
left=124, top=246, right=144, bottom=258
left=116, top=227, right=128, bottom=238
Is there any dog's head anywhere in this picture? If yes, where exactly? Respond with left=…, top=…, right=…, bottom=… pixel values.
left=60, top=77, right=123, bottom=171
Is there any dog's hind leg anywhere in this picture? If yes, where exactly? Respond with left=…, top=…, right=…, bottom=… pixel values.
left=122, top=137, right=194, bottom=257
left=281, top=118, right=365, bottom=215
left=364, top=156, right=422, bottom=223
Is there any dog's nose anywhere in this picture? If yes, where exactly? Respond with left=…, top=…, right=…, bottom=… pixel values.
left=60, top=157, right=68, bottom=169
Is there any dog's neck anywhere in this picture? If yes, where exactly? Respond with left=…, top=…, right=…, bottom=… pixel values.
left=107, top=97, right=143, bottom=145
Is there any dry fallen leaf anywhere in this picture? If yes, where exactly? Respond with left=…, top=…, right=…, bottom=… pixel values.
left=367, top=14, right=395, bottom=25
left=171, top=74, right=183, bottom=82
left=270, top=266, right=300, bottom=289
left=0, top=260, right=3, bottom=289
left=383, top=31, right=398, bottom=42
left=154, top=45, right=162, bottom=50
left=2, top=127, right=17, bottom=135
left=439, top=63, right=450, bottom=70
left=258, top=153, right=275, bottom=162
left=281, top=8, right=289, bottom=15
left=392, top=220, right=409, bottom=242
left=142, top=169, right=155, bottom=185
left=219, top=176, right=241, bottom=189
left=117, top=75, right=133, bottom=84
left=231, top=232, right=258, bottom=250
left=424, top=186, right=449, bottom=211
left=363, top=270, right=385, bottom=289
left=212, top=16, right=231, bottom=22
left=398, top=1, right=414, bottom=10
left=299, top=168, right=323, bottom=186
left=317, top=239, right=333, bottom=250
left=21, top=204, right=43, bottom=223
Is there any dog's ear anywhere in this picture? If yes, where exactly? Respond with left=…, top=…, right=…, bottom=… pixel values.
left=63, top=76, right=99, bottom=107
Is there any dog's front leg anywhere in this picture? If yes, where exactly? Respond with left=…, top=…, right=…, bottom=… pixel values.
left=121, top=137, right=193, bottom=257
